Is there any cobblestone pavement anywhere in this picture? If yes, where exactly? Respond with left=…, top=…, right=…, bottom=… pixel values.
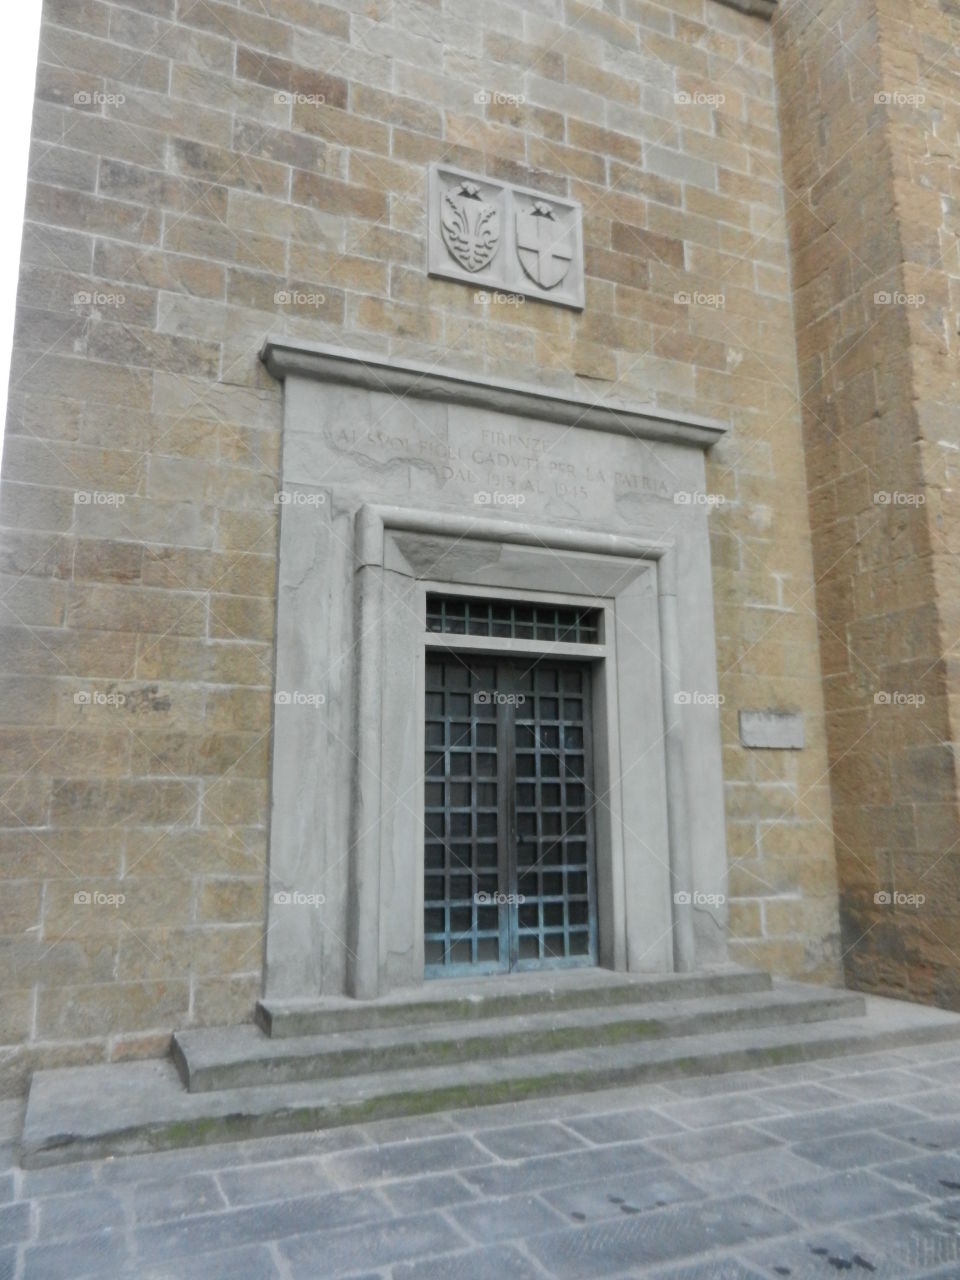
left=4, top=1040, right=960, bottom=1279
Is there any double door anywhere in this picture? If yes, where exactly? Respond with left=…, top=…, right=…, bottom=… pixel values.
left=424, top=654, right=597, bottom=976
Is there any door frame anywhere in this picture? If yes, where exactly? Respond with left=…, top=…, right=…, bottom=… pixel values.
left=266, top=499, right=729, bottom=1001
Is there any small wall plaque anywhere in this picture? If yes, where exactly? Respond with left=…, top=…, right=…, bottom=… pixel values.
left=739, top=710, right=805, bottom=750
left=427, top=164, right=584, bottom=309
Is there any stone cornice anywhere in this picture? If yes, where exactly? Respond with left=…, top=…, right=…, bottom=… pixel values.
left=260, top=339, right=728, bottom=450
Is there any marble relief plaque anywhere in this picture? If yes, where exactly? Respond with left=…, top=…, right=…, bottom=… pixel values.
left=427, top=165, right=584, bottom=309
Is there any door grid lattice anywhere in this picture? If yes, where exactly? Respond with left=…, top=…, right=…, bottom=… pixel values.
left=424, top=654, right=597, bottom=976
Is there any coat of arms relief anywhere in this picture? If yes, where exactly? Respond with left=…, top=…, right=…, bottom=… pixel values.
left=427, top=166, right=584, bottom=309
left=439, top=180, right=501, bottom=273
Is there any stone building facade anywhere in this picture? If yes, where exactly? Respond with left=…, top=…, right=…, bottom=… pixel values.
left=0, top=0, right=954, bottom=1094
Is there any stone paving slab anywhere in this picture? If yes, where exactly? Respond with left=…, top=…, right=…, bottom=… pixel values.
left=650, top=1262, right=768, bottom=1280
left=6, top=1041, right=960, bottom=1278
left=744, top=1227, right=908, bottom=1278
left=523, top=1195, right=798, bottom=1277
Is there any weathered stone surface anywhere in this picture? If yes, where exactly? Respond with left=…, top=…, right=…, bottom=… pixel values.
left=0, top=0, right=920, bottom=1093
left=10, top=1037, right=960, bottom=1275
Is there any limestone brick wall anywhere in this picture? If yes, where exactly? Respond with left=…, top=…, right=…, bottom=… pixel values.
left=0, top=0, right=839, bottom=1094
left=775, top=0, right=960, bottom=1004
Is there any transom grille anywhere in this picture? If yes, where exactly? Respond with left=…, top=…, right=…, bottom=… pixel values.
left=425, top=594, right=601, bottom=644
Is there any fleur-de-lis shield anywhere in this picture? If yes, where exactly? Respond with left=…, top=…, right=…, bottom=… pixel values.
left=440, top=181, right=500, bottom=273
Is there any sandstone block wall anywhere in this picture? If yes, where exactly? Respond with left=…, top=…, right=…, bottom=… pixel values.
left=0, top=0, right=839, bottom=1093
left=775, top=0, right=960, bottom=1004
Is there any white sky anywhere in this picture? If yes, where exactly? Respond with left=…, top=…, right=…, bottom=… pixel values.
left=0, top=1, right=45, bottom=456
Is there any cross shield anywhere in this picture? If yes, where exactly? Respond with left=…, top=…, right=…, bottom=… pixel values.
left=516, top=202, right=574, bottom=290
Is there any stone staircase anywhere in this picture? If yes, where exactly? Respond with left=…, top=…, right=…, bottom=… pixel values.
left=21, top=966, right=960, bottom=1167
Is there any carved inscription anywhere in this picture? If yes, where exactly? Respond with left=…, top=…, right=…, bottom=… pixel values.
left=319, top=422, right=674, bottom=506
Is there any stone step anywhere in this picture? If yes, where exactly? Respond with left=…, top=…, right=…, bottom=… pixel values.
left=22, top=992, right=960, bottom=1167
left=256, top=965, right=773, bottom=1037
left=176, top=982, right=866, bottom=1093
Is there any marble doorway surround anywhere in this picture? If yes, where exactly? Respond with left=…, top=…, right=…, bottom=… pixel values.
left=260, top=341, right=729, bottom=1002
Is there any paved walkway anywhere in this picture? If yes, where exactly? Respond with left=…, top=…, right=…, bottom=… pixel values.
left=3, top=1039, right=960, bottom=1278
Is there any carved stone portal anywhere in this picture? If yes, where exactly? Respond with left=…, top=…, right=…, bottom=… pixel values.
left=427, top=165, right=584, bottom=309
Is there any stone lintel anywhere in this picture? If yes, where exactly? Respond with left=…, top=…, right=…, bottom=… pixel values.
left=260, top=339, right=728, bottom=450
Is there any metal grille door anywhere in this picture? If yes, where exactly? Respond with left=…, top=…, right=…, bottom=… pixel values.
left=424, top=655, right=597, bottom=977
left=424, top=657, right=504, bottom=972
